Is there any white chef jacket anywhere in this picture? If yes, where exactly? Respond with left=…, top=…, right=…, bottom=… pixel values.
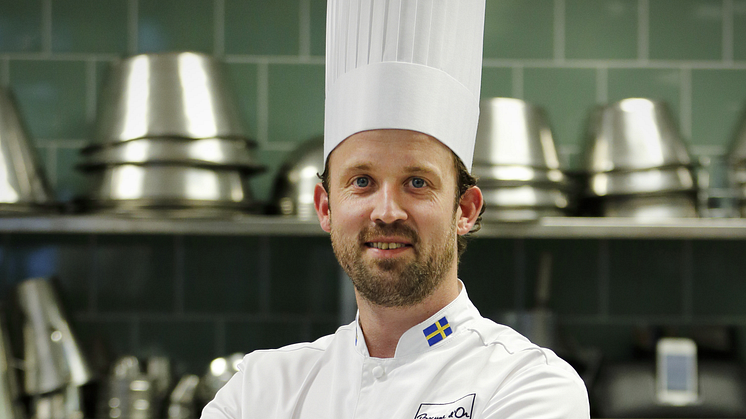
left=201, top=283, right=590, bottom=419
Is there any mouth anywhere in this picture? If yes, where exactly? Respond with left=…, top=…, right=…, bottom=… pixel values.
left=365, top=242, right=412, bottom=250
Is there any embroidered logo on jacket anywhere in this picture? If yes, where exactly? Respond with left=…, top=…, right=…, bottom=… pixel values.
left=414, top=393, right=475, bottom=419
left=423, top=316, right=452, bottom=346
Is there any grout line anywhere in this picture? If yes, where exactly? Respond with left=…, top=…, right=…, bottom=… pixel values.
left=128, top=0, right=138, bottom=54
left=42, top=138, right=88, bottom=148
left=214, top=0, right=225, bottom=56
left=560, top=315, right=746, bottom=325
left=42, top=0, right=52, bottom=55
left=261, top=142, right=300, bottom=152
left=691, top=144, right=726, bottom=155
left=0, top=53, right=120, bottom=61
left=75, top=311, right=339, bottom=323
left=638, top=0, right=649, bottom=61
left=88, top=235, right=98, bottom=313
left=224, top=55, right=325, bottom=65
left=680, top=67, right=693, bottom=139
left=258, top=236, right=272, bottom=313
left=173, top=235, right=185, bottom=314
left=257, top=60, right=270, bottom=146
left=45, top=144, right=58, bottom=187
left=481, top=58, right=746, bottom=70
left=553, top=0, right=566, bottom=62
left=682, top=240, right=693, bottom=320
left=511, top=66, right=524, bottom=99
left=514, top=239, right=526, bottom=311
left=299, top=0, right=312, bottom=59
left=724, top=0, right=734, bottom=63
left=85, top=59, right=97, bottom=125
left=595, top=66, right=608, bottom=104
left=598, top=239, right=610, bottom=319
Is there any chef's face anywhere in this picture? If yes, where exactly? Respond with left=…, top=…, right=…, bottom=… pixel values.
left=314, top=130, right=476, bottom=307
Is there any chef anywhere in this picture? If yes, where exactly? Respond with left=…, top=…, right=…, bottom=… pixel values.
left=201, top=0, right=590, bottom=418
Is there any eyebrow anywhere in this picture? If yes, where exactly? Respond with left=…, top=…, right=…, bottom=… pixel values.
left=339, top=162, right=441, bottom=178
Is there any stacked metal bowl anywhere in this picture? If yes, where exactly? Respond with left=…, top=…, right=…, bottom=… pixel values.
left=581, top=98, right=697, bottom=218
left=727, top=110, right=746, bottom=217
left=271, top=136, right=324, bottom=220
left=78, top=52, right=264, bottom=217
left=473, top=98, right=572, bottom=222
left=0, top=87, right=57, bottom=214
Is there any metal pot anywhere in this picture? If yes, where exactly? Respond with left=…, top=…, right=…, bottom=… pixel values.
left=587, top=165, right=696, bottom=197
left=91, top=52, right=247, bottom=146
left=481, top=185, right=569, bottom=208
left=271, top=137, right=324, bottom=220
left=472, top=164, right=568, bottom=188
left=600, top=192, right=698, bottom=218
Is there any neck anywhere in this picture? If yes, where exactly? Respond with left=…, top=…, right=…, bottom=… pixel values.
left=356, top=277, right=461, bottom=358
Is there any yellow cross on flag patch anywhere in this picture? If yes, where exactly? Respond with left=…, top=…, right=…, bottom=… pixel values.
left=423, top=316, right=452, bottom=346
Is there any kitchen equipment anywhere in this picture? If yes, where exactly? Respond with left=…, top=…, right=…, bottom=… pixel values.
left=271, top=137, right=324, bottom=220
left=582, top=98, right=692, bottom=173
left=594, top=361, right=746, bottom=418
left=99, top=356, right=157, bottom=419
left=481, top=206, right=566, bottom=222
left=90, top=52, right=248, bottom=147
left=80, top=137, right=264, bottom=172
left=600, top=192, right=698, bottom=218
left=197, top=353, right=243, bottom=405
left=587, top=165, right=696, bottom=196
left=0, top=311, right=25, bottom=419
left=473, top=98, right=561, bottom=169
left=481, top=186, right=569, bottom=209
left=16, top=278, right=94, bottom=395
left=0, top=87, right=56, bottom=213
left=471, top=164, right=568, bottom=188
left=80, top=165, right=257, bottom=216
left=168, top=375, right=200, bottom=419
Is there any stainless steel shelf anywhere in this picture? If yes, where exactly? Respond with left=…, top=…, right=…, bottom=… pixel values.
left=3, top=215, right=746, bottom=239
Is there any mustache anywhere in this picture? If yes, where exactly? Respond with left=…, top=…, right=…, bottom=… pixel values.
left=359, top=223, right=419, bottom=244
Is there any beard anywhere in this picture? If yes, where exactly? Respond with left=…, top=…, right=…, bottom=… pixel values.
left=330, top=215, right=457, bottom=308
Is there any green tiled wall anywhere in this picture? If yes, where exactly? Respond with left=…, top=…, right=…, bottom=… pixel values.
left=3, top=0, right=746, bottom=375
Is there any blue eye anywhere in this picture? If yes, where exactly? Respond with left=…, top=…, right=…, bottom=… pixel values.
left=354, top=177, right=370, bottom=187
left=411, top=177, right=425, bottom=188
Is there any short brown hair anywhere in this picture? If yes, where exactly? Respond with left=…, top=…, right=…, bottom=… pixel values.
left=319, top=152, right=483, bottom=260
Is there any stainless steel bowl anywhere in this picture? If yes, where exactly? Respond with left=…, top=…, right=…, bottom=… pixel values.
left=481, top=185, right=569, bottom=208
left=83, top=165, right=255, bottom=211
left=482, top=206, right=566, bottom=222
left=0, top=88, right=56, bottom=211
left=473, top=98, right=561, bottom=169
left=582, top=98, right=692, bottom=173
left=600, top=192, right=698, bottom=218
left=587, top=165, right=696, bottom=196
left=80, top=137, right=264, bottom=173
left=91, top=52, right=247, bottom=145
left=271, top=137, right=324, bottom=220
left=472, top=163, right=568, bottom=188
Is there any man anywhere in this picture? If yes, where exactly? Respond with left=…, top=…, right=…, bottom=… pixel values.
left=201, top=0, right=590, bottom=417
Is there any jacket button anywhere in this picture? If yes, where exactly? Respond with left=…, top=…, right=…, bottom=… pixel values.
left=372, top=366, right=384, bottom=379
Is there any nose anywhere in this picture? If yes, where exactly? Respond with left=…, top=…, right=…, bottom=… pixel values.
left=370, top=183, right=408, bottom=224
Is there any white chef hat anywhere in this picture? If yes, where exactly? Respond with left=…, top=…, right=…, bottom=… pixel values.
left=324, top=0, right=486, bottom=170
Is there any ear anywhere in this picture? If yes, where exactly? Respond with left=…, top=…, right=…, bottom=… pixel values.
left=314, top=182, right=331, bottom=233
left=456, top=186, right=483, bottom=236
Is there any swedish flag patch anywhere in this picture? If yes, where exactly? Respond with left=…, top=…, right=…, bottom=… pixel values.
left=423, top=316, right=452, bottom=346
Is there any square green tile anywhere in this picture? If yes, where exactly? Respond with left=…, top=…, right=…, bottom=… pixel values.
left=565, top=0, right=638, bottom=59
left=607, top=68, right=682, bottom=120
left=608, top=240, right=684, bottom=316
left=649, top=0, right=723, bottom=60
left=267, top=63, right=324, bottom=143
left=736, top=1, right=746, bottom=60
left=250, top=149, right=293, bottom=204
left=0, top=1, right=42, bottom=52
left=138, top=0, right=214, bottom=53
left=8, top=60, right=87, bottom=140
left=480, top=67, right=514, bottom=100
left=483, top=0, right=554, bottom=59
left=94, top=235, right=176, bottom=313
left=692, top=241, right=746, bottom=316
left=139, top=320, right=216, bottom=375
left=225, top=0, right=300, bottom=55
left=458, top=239, right=517, bottom=314
left=52, top=0, right=128, bottom=53
left=268, top=236, right=338, bottom=314
left=523, top=68, right=598, bottom=147
left=523, top=239, right=600, bottom=316
left=225, top=320, right=307, bottom=353
left=225, top=63, right=259, bottom=141
left=4, top=236, right=92, bottom=314
left=183, top=236, right=263, bottom=314
left=55, top=146, right=92, bottom=203
left=692, top=69, right=746, bottom=147
left=310, top=0, right=326, bottom=56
